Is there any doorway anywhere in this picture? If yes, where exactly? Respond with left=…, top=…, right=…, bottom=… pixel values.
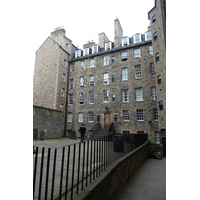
left=104, top=113, right=111, bottom=127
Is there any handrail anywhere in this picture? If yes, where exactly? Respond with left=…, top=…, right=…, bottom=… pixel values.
left=108, top=122, right=115, bottom=134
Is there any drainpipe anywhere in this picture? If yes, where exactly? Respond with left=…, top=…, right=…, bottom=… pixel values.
left=64, top=53, right=70, bottom=136
left=162, top=0, right=166, bottom=27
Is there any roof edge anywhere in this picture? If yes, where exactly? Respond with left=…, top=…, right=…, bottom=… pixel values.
left=148, top=0, right=157, bottom=20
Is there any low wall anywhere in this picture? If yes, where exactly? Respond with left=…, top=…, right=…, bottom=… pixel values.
left=33, top=105, right=64, bottom=139
left=75, top=141, right=149, bottom=200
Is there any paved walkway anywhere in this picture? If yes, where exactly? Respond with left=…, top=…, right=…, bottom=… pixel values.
left=112, top=158, right=166, bottom=200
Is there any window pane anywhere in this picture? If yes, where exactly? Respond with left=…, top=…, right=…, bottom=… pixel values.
left=136, top=88, right=143, bottom=101
left=122, top=68, right=128, bottom=80
left=135, top=65, right=142, bottom=79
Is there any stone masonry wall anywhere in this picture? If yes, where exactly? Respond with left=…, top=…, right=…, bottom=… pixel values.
left=148, top=0, right=166, bottom=131
left=33, top=37, right=69, bottom=111
left=68, top=42, right=159, bottom=143
left=33, top=106, right=64, bottom=139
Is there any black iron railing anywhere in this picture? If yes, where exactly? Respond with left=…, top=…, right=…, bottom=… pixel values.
left=33, top=134, right=147, bottom=200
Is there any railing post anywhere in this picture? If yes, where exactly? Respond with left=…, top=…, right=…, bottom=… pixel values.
left=77, top=142, right=81, bottom=194
left=45, top=148, right=51, bottom=200
left=90, top=139, right=92, bottom=183
left=59, top=147, right=65, bottom=199
left=86, top=139, right=89, bottom=186
left=71, top=143, right=76, bottom=199
left=33, top=147, right=38, bottom=199
left=64, top=145, right=70, bottom=200
left=51, top=148, right=57, bottom=200
left=81, top=141, right=85, bottom=190
left=93, top=138, right=96, bottom=180
left=38, top=147, right=45, bottom=200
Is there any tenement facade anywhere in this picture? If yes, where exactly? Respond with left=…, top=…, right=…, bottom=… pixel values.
left=33, top=0, right=166, bottom=145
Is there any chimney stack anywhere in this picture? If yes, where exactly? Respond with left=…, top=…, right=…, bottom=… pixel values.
left=114, top=18, right=123, bottom=47
left=98, top=32, right=109, bottom=49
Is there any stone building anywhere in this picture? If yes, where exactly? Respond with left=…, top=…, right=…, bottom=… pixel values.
left=33, top=0, right=166, bottom=147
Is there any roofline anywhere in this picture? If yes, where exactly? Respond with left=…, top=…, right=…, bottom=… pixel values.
left=69, top=40, right=152, bottom=62
left=148, top=0, right=157, bottom=20
left=35, top=37, right=70, bottom=55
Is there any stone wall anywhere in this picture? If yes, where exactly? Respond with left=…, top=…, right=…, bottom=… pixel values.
left=33, top=105, right=64, bottom=139
left=68, top=42, right=158, bottom=142
left=74, top=141, right=149, bottom=200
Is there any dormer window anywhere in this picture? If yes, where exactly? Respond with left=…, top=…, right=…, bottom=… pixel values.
left=145, top=31, right=152, bottom=41
left=122, top=37, right=129, bottom=46
left=105, top=42, right=112, bottom=51
left=92, top=45, right=98, bottom=54
left=83, top=48, right=89, bottom=56
left=75, top=50, right=82, bottom=58
left=133, top=34, right=141, bottom=43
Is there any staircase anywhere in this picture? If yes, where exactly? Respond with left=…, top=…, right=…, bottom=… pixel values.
left=90, top=127, right=109, bottom=138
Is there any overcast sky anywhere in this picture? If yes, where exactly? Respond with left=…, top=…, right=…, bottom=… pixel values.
left=31, top=0, right=154, bottom=72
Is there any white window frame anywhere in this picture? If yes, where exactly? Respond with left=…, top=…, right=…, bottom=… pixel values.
left=88, top=112, right=94, bottom=122
left=122, top=37, right=129, bottom=46
left=79, top=92, right=84, bottom=104
left=67, top=113, right=72, bottom=122
left=134, top=49, right=141, bottom=58
left=75, top=50, right=81, bottom=58
left=103, top=90, right=109, bottom=103
left=105, top=42, right=112, bottom=50
left=152, top=86, right=157, bottom=101
left=123, top=110, right=129, bottom=121
left=83, top=48, right=89, bottom=56
left=122, top=68, right=128, bottom=81
left=145, top=31, right=152, bottom=41
left=78, top=112, right=83, bottom=123
left=80, top=76, right=84, bottom=87
left=136, top=88, right=143, bottom=102
left=89, top=91, right=94, bottom=104
left=135, top=65, right=142, bottom=79
left=80, top=60, right=85, bottom=68
left=137, top=109, right=144, bottom=121
left=103, top=56, right=109, bottom=65
left=103, top=73, right=109, bottom=85
left=121, top=51, right=127, bottom=61
left=89, top=75, right=94, bottom=86
left=133, top=34, right=141, bottom=43
left=92, top=45, right=98, bottom=54
left=68, top=94, right=73, bottom=105
left=90, top=58, right=94, bottom=68
left=149, top=46, right=153, bottom=56
left=122, top=89, right=129, bottom=103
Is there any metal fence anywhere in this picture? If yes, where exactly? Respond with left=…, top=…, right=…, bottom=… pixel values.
left=33, top=134, right=147, bottom=200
